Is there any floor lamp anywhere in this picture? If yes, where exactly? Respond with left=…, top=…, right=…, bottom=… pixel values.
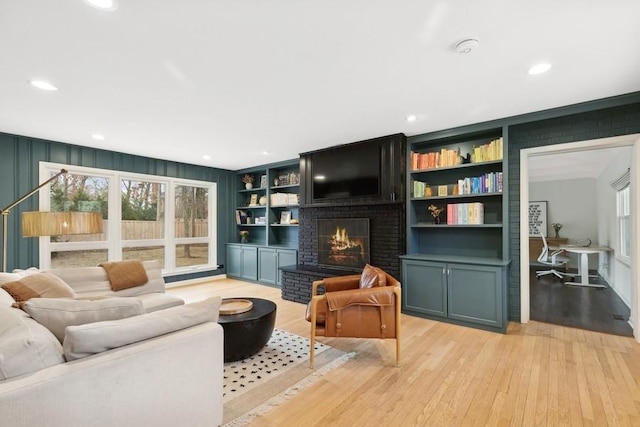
left=0, top=169, right=103, bottom=272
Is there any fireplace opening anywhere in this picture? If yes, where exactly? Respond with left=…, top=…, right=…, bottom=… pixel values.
left=317, top=218, right=370, bottom=271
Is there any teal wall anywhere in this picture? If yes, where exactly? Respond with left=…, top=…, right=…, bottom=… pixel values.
left=0, top=133, right=235, bottom=279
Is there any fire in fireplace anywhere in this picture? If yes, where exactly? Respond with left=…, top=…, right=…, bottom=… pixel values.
left=317, top=218, right=370, bottom=270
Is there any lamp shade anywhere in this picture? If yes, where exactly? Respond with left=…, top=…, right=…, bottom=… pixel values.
left=21, top=212, right=103, bottom=237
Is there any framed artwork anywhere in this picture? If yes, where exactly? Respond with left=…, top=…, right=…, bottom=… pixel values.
left=528, top=201, right=547, bottom=237
left=280, top=211, right=291, bottom=224
left=260, top=175, right=267, bottom=188
left=249, top=194, right=258, bottom=206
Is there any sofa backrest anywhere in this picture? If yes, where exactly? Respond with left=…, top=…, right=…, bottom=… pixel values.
left=45, top=260, right=165, bottom=298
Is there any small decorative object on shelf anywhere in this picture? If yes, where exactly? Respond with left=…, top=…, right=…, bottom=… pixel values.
left=241, top=174, right=254, bottom=189
left=259, top=195, right=267, bottom=206
left=280, top=211, right=291, bottom=224
left=428, top=204, right=445, bottom=224
left=239, top=230, right=249, bottom=243
left=552, top=223, right=563, bottom=238
left=260, top=175, right=267, bottom=188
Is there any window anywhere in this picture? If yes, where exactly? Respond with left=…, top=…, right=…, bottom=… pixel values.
left=40, top=162, right=217, bottom=274
left=617, top=185, right=631, bottom=259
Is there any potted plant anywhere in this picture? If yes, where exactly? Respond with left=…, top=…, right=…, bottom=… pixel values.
left=239, top=230, right=249, bottom=243
left=241, top=174, right=254, bottom=190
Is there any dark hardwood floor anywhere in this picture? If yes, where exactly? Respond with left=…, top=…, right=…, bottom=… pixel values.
left=529, top=266, right=633, bottom=336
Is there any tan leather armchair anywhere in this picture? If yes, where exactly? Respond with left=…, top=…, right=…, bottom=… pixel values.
left=305, top=266, right=401, bottom=368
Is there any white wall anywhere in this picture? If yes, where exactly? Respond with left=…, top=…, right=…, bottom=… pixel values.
left=597, top=148, right=632, bottom=306
left=530, top=178, right=598, bottom=269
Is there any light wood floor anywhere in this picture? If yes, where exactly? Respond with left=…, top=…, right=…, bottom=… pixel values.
left=168, top=278, right=640, bottom=426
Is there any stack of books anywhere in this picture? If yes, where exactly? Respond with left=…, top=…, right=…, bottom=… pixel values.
left=471, top=137, right=503, bottom=163
left=446, top=203, right=484, bottom=225
left=456, top=172, right=503, bottom=195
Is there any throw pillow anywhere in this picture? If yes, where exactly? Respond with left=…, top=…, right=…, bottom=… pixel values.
left=359, top=264, right=386, bottom=288
left=63, top=296, right=222, bottom=361
left=0, top=288, right=15, bottom=307
left=0, top=306, right=65, bottom=380
left=1, top=272, right=77, bottom=307
left=24, top=297, right=145, bottom=343
left=98, top=260, right=149, bottom=291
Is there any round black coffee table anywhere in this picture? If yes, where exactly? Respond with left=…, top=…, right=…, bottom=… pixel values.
left=218, top=297, right=277, bottom=362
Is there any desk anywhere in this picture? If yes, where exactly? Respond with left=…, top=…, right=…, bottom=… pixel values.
left=560, top=245, right=612, bottom=288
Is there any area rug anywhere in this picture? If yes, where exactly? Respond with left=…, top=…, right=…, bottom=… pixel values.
left=222, top=329, right=354, bottom=426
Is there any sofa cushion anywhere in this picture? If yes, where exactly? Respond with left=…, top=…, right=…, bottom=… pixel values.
left=98, top=260, right=149, bottom=291
left=0, top=306, right=65, bottom=380
left=46, top=259, right=165, bottom=298
left=23, top=298, right=145, bottom=343
left=134, top=293, right=185, bottom=312
left=63, top=296, right=222, bottom=361
left=1, top=273, right=77, bottom=307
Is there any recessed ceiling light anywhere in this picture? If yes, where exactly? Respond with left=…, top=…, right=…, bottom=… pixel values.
left=202, top=155, right=211, bottom=160
left=261, top=151, right=272, bottom=156
left=406, top=114, right=418, bottom=122
left=528, top=63, right=552, bottom=75
left=455, top=38, right=479, bottom=54
left=83, top=0, right=118, bottom=11
left=91, top=134, right=105, bottom=140
left=29, top=80, right=58, bottom=91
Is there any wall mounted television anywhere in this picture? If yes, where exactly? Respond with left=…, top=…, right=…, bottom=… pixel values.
left=312, top=142, right=381, bottom=201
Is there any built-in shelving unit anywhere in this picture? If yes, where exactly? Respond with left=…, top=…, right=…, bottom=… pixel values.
left=227, top=159, right=300, bottom=287
left=402, top=126, right=511, bottom=333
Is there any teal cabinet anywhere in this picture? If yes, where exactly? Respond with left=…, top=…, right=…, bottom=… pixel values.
left=258, top=247, right=297, bottom=286
left=401, top=255, right=510, bottom=333
left=447, top=263, right=503, bottom=329
left=403, top=259, right=447, bottom=317
left=226, top=244, right=257, bottom=281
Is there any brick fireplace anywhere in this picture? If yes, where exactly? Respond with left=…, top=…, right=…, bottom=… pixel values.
left=280, top=202, right=405, bottom=303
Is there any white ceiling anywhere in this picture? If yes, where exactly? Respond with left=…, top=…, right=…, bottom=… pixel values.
left=528, top=146, right=631, bottom=182
left=2, top=1, right=640, bottom=171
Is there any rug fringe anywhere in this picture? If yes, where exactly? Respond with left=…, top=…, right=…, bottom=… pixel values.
left=223, top=351, right=356, bottom=427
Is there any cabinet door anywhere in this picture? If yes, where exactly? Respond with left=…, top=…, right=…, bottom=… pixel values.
left=402, top=260, right=447, bottom=317
left=226, top=245, right=242, bottom=278
left=258, top=247, right=277, bottom=285
left=276, top=249, right=297, bottom=286
left=240, top=247, right=258, bottom=281
left=447, top=264, right=502, bottom=328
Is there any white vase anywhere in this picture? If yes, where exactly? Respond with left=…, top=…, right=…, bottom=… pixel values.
left=245, top=183, right=253, bottom=190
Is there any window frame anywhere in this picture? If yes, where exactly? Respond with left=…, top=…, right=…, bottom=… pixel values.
left=617, top=184, right=631, bottom=264
left=38, top=162, right=217, bottom=275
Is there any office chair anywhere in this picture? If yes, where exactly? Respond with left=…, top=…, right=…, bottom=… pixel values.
left=535, top=233, right=574, bottom=280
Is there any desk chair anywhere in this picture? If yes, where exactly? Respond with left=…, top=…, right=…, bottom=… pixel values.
left=535, top=234, right=573, bottom=280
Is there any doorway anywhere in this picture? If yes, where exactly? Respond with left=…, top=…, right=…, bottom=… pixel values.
left=519, top=134, right=640, bottom=341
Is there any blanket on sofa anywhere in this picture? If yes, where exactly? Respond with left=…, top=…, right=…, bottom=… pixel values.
left=99, top=261, right=148, bottom=291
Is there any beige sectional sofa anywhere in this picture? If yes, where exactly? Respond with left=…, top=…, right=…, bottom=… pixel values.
left=0, top=260, right=224, bottom=426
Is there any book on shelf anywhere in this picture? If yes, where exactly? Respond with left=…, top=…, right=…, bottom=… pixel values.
left=445, top=202, right=484, bottom=225
left=269, top=192, right=299, bottom=205
left=471, top=137, right=503, bottom=163
left=235, top=209, right=248, bottom=224
left=456, top=172, right=503, bottom=195
left=412, top=180, right=430, bottom=198
left=411, top=137, right=503, bottom=171
left=410, top=148, right=461, bottom=170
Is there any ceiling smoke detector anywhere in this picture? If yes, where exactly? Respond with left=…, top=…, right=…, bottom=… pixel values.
left=455, top=38, right=479, bottom=54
